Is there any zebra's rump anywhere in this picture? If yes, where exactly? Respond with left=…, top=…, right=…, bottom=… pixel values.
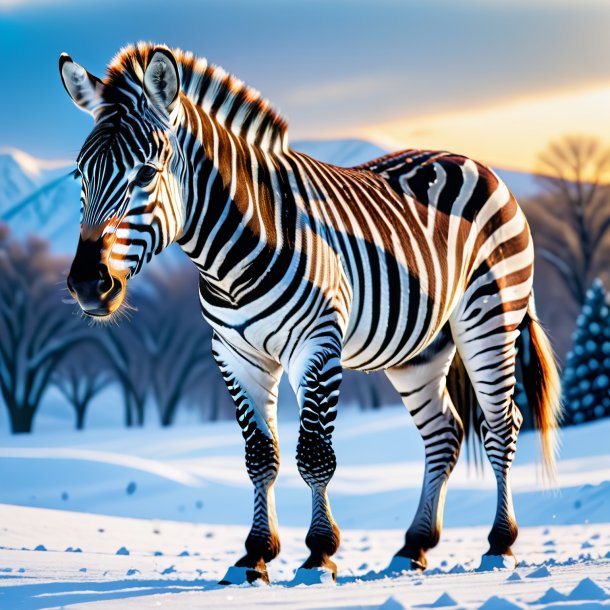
left=331, top=148, right=531, bottom=372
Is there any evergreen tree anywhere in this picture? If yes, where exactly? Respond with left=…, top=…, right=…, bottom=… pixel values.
left=562, top=278, right=610, bottom=425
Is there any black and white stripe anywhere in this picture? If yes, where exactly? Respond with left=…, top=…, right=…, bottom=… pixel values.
left=61, top=43, right=561, bottom=583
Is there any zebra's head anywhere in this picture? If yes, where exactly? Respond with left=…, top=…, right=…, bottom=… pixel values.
left=59, top=46, right=185, bottom=318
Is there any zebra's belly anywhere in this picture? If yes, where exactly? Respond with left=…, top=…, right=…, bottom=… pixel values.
left=339, top=267, right=453, bottom=372
left=200, top=255, right=457, bottom=373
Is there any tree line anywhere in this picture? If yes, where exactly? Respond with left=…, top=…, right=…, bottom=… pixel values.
left=0, top=226, right=234, bottom=432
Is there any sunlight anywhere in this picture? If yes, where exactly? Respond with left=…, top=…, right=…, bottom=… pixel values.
left=359, top=82, right=610, bottom=174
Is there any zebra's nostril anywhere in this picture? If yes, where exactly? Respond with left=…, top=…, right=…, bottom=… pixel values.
left=97, top=265, right=113, bottom=295
left=66, top=275, right=76, bottom=294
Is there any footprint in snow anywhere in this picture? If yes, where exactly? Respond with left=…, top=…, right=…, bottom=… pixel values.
left=526, top=566, right=552, bottom=578
left=567, top=578, right=609, bottom=601
left=379, top=596, right=409, bottom=610
left=478, top=595, right=525, bottom=610
left=430, top=592, right=459, bottom=607
left=534, top=587, right=566, bottom=604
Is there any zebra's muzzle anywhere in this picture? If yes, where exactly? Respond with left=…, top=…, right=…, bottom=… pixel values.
left=67, top=238, right=125, bottom=317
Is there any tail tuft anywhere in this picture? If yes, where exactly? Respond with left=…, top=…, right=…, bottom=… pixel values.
left=518, top=307, right=562, bottom=483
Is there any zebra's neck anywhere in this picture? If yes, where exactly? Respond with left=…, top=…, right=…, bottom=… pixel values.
left=175, top=95, right=300, bottom=303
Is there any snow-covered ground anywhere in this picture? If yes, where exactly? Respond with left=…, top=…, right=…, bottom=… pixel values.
left=0, top=408, right=609, bottom=609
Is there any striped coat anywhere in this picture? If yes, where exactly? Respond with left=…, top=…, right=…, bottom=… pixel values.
left=60, top=43, right=561, bottom=585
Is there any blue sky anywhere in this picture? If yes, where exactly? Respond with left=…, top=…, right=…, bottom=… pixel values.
left=2, top=0, right=610, bottom=170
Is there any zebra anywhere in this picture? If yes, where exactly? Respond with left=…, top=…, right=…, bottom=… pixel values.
left=59, top=43, right=561, bottom=585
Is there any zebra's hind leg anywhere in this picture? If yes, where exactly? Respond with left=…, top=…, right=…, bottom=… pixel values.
left=384, top=338, right=464, bottom=572
left=212, top=334, right=283, bottom=585
left=288, top=342, right=343, bottom=585
left=451, top=300, right=526, bottom=570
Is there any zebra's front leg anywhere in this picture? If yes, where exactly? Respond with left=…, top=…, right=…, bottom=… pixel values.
left=288, top=346, right=342, bottom=584
left=212, top=334, right=282, bottom=585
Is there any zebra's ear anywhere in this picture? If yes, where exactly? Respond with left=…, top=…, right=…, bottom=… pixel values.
left=59, top=53, right=104, bottom=117
left=143, top=48, right=181, bottom=116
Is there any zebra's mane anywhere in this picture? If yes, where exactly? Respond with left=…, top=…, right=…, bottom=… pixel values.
left=105, top=43, right=289, bottom=152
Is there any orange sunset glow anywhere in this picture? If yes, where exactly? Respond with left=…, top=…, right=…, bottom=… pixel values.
left=354, top=83, right=610, bottom=174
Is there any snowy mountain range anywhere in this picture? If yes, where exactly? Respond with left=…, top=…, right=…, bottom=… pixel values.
left=0, top=148, right=80, bottom=253
left=0, top=140, right=544, bottom=255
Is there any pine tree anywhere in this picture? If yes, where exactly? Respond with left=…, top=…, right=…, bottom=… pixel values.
left=562, top=278, right=610, bottom=425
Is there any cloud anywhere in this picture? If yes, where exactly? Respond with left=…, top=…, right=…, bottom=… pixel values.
left=285, top=73, right=396, bottom=107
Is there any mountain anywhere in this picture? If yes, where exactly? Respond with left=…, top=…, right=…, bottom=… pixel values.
left=0, top=148, right=79, bottom=253
left=292, top=138, right=388, bottom=167
left=1, top=140, right=544, bottom=255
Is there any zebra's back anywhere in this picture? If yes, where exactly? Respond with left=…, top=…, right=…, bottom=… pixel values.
left=294, top=148, right=532, bottom=372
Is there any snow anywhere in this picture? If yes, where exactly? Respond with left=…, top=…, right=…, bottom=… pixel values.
left=0, top=408, right=609, bottom=608
left=0, top=147, right=73, bottom=179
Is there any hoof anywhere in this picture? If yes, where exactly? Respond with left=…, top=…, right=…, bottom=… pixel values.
left=477, top=554, right=517, bottom=572
left=290, top=566, right=336, bottom=586
left=218, top=565, right=269, bottom=585
left=386, top=555, right=425, bottom=574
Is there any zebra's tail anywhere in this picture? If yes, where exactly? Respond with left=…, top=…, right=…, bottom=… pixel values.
left=447, top=304, right=562, bottom=481
left=517, top=305, right=563, bottom=483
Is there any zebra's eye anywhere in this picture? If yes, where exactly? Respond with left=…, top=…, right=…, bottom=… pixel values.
left=134, top=164, right=157, bottom=187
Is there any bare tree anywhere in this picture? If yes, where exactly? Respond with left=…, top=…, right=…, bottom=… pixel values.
left=140, top=266, right=213, bottom=426
left=0, top=229, right=88, bottom=432
left=182, top=361, right=234, bottom=422
left=102, top=312, right=152, bottom=427
left=534, top=135, right=610, bottom=304
left=52, top=344, right=112, bottom=430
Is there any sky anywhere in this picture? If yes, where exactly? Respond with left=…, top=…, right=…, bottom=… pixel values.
left=1, top=0, right=610, bottom=172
